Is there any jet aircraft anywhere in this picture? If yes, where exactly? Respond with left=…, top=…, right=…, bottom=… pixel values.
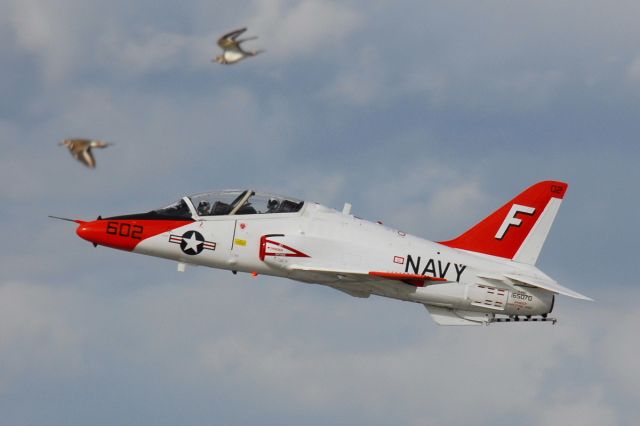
left=57, top=181, right=591, bottom=325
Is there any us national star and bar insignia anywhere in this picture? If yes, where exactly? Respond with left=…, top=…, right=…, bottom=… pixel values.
left=169, top=230, right=216, bottom=255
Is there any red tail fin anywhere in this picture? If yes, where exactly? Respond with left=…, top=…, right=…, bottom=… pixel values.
left=439, top=181, right=568, bottom=265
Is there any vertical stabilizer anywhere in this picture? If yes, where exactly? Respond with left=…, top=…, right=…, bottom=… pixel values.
left=439, top=181, right=567, bottom=265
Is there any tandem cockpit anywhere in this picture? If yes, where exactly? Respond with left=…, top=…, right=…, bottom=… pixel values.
left=152, top=190, right=305, bottom=219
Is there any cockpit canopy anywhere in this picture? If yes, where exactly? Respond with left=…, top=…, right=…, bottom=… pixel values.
left=153, top=190, right=304, bottom=219
left=151, top=199, right=192, bottom=219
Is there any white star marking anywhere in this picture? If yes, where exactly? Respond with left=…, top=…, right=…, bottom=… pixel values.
left=182, top=233, right=203, bottom=252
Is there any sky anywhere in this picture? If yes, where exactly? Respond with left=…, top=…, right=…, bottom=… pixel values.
left=1, top=0, right=639, bottom=424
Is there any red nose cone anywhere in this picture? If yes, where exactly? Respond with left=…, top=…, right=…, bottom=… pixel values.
left=76, top=219, right=144, bottom=251
left=75, top=220, right=140, bottom=251
left=74, top=218, right=193, bottom=251
left=76, top=221, right=100, bottom=245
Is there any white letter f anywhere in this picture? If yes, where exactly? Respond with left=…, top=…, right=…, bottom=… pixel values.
left=495, top=204, right=536, bottom=240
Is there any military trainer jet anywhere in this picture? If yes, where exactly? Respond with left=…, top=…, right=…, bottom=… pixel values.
left=57, top=181, right=591, bottom=326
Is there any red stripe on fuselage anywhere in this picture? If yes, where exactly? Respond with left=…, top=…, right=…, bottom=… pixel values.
left=76, top=219, right=193, bottom=251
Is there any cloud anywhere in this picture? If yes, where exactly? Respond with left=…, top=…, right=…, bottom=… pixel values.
left=0, top=80, right=302, bottom=206
left=4, top=0, right=120, bottom=83
left=2, top=277, right=637, bottom=425
left=2, top=1, right=640, bottom=424
left=6, top=0, right=73, bottom=82
left=600, top=306, right=640, bottom=397
left=536, top=386, right=618, bottom=426
left=0, top=282, right=86, bottom=389
left=355, top=160, right=491, bottom=239
left=627, top=55, right=640, bottom=83
left=103, top=30, right=214, bottom=74
left=280, top=170, right=347, bottom=206
left=3, top=0, right=242, bottom=80
left=322, top=46, right=387, bottom=105
left=424, top=179, right=489, bottom=237
left=248, top=0, right=363, bottom=60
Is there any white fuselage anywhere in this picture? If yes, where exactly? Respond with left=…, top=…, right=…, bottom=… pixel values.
left=133, top=201, right=554, bottom=317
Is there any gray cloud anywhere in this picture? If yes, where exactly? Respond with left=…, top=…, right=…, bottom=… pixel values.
left=1, top=278, right=637, bottom=425
left=248, top=0, right=363, bottom=60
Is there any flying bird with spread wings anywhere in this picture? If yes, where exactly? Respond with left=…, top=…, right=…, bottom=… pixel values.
left=214, top=28, right=264, bottom=65
left=59, top=138, right=112, bottom=169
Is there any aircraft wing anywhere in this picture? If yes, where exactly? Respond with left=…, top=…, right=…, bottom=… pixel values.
left=478, top=272, right=593, bottom=301
left=288, top=266, right=446, bottom=299
left=288, top=266, right=447, bottom=287
left=327, top=285, right=371, bottom=298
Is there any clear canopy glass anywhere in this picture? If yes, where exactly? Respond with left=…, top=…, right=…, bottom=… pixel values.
left=188, top=190, right=304, bottom=216
left=151, top=199, right=193, bottom=219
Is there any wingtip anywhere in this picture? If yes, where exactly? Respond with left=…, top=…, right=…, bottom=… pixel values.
left=564, top=291, right=593, bottom=302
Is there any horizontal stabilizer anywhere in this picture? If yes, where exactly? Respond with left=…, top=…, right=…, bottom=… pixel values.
left=503, top=273, right=593, bottom=301
left=477, top=272, right=592, bottom=301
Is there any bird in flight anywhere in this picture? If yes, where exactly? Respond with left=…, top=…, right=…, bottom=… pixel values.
left=214, top=28, right=264, bottom=65
left=59, top=138, right=112, bottom=169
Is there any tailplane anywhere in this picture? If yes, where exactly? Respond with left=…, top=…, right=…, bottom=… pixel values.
left=439, top=181, right=567, bottom=265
